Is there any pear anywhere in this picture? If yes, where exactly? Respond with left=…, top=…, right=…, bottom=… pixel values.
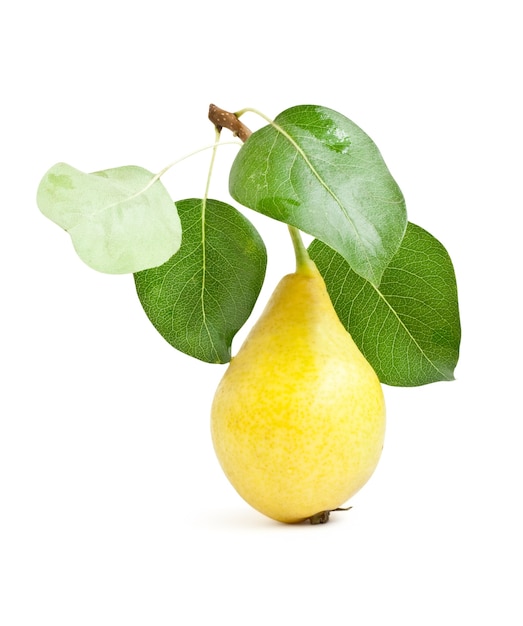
left=211, top=231, right=385, bottom=523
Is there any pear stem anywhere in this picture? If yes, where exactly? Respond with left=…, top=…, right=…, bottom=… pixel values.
left=288, top=225, right=314, bottom=273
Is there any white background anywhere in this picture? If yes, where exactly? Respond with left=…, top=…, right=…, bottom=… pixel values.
left=1, top=1, right=521, bottom=624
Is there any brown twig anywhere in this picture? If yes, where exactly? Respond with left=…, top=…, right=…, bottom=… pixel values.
left=208, top=104, right=252, bottom=142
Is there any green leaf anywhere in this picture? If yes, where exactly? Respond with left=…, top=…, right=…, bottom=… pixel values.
left=309, top=222, right=461, bottom=386
left=134, top=198, right=267, bottom=364
left=229, top=105, right=407, bottom=286
left=37, top=162, right=181, bottom=274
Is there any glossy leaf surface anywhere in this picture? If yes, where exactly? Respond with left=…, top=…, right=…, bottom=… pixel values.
left=309, top=223, right=461, bottom=386
left=135, top=198, right=267, bottom=363
left=229, top=105, right=407, bottom=286
left=37, top=162, right=181, bottom=274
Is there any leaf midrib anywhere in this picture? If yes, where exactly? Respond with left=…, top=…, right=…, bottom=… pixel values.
left=199, top=197, right=222, bottom=362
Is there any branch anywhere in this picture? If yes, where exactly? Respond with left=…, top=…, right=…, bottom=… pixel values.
left=208, top=104, right=252, bottom=142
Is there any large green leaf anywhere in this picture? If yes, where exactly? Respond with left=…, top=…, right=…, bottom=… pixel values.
left=37, top=162, right=181, bottom=274
left=309, top=222, right=461, bottom=386
left=134, top=198, right=267, bottom=363
left=229, top=105, right=407, bottom=286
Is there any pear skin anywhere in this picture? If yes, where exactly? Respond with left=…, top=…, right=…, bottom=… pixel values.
left=211, top=259, right=385, bottom=523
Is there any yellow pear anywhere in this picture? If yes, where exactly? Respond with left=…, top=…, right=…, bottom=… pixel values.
left=211, top=233, right=385, bottom=524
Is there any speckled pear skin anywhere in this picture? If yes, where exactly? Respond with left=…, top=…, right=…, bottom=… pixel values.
left=210, top=260, right=386, bottom=523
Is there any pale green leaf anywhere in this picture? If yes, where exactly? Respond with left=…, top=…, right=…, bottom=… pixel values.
left=37, top=162, right=181, bottom=274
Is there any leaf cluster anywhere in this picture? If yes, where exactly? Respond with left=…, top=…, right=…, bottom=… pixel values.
left=37, top=105, right=461, bottom=386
